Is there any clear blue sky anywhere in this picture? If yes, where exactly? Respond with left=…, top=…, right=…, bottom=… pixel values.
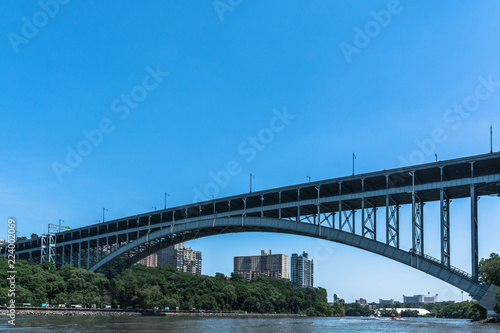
left=1, top=1, right=500, bottom=303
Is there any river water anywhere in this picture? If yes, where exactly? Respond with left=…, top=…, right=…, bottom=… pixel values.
left=2, top=316, right=500, bottom=332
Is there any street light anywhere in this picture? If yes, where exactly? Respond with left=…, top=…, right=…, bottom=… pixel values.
left=306, top=176, right=311, bottom=183
left=164, top=192, right=170, bottom=209
left=352, top=153, right=356, bottom=176
left=103, top=208, right=108, bottom=223
left=152, top=207, right=157, bottom=211
left=250, top=173, right=255, bottom=193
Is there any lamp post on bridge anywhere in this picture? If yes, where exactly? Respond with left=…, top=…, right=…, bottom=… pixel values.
left=103, top=208, right=108, bottom=223
left=490, top=124, right=493, bottom=153
left=306, top=176, right=311, bottom=183
left=352, top=153, right=356, bottom=176
left=250, top=173, right=255, bottom=193
left=164, top=192, right=170, bottom=209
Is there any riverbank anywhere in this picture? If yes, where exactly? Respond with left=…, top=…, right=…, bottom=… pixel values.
left=472, top=317, right=500, bottom=324
left=0, top=307, right=306, bottom=317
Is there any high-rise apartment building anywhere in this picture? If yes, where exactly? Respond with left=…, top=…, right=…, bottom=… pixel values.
left=136, top=253, right=158, bottom=267
left=157, top=242, right=202, bottom=275
left=234, top=250, right=289, bottom=281
left=290, top=252, right=313, bottom=288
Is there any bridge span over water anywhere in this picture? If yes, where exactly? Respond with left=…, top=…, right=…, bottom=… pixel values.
left=2, top=152, right=500, bottom=312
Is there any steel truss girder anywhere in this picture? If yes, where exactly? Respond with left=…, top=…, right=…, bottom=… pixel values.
left=299, top=212, right=333, bottom=228
left=340, top=209, right=355, bottom=233
left=412, top=201, right=424, bottom=255
left=386, top=202, right=399, bottom=248
left=361, top=179, right=376, bottom=239
left=362, top=202, right=376, bottom=240
left=318, top=212, right=334, bottom=228
left=40, top=235, right=47, bottom=264
left=40, top=234, right=56, bottom=265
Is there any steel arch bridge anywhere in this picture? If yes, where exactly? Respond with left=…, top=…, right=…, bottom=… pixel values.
left=2, top=152, right=500, bottom=313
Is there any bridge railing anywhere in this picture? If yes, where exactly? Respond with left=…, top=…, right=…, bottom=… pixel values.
left=421, top=253, right=473, bottom=280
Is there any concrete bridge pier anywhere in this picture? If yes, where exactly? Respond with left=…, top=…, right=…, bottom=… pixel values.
left=478, top=285, right=499, bottom=317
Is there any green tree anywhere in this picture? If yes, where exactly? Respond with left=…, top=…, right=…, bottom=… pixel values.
left=479, top=253, right=500, bottom=286
left=437, top=302, right=486, bottom=319
left=345, top=303, right=373, bottom=316
left=30, top=233, right=39, bottom=239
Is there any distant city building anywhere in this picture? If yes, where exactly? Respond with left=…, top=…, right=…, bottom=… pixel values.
left=403, top=294, right=436, bottom=305
left=136, top=253, right=158, bottom=267
left=379, top=299, right=395, bottom=306
left=290, top=252, right=313, bottom=288
left=0, top=239, right=7, bottom=246
left=356, top=298, right=367, bottom=306
left=234, top=250, right=289, bottom=281
left=157, top=242, right=202, bottom=275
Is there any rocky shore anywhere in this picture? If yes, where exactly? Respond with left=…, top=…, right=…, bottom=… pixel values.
left=0, top=308, right=306, bottom=317
left=472, top=317, right=500, bottom=324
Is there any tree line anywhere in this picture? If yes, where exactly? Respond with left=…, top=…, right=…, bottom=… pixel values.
left=1, top=252, right=498, bottom=317
left=0, top=258, right=342, bottom=316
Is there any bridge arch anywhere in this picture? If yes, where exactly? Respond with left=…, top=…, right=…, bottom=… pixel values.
left=91, top=216, right=489, bottom=301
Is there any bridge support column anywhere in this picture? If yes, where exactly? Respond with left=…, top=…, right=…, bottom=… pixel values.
left=70, top=243, right=73, bottom=266
left=296, top=189, right=301, bottom=222
left=471, top=184, right=478, bottom=281
left=278, top=192, right=281, bottom=219
left=136, top=218, right=140, bottom=241
left=87, top=240, right=90, bottom=270
left=95, top=238, right=99, bottom=266
left=385, top=175, right=399, bottom=248
left=78, top=241, right=81, bottom=268
left=262, top=194, right=266, bottom=218
left=440, top=188, right=450, bottom=269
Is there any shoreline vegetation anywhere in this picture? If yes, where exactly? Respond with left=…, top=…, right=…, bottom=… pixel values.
left=1, top=256, right=498, bottom=320
left=0, top=307, right=306, bottom=317
left=0, top=259, right=340, bottom=317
